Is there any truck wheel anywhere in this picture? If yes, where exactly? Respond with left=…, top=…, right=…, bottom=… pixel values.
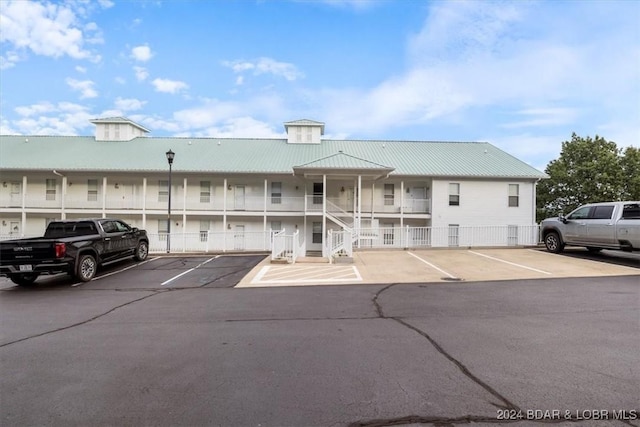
left=134, top=241, right=149, bottom=261
left=10, top=273, right=39, bottom=287
left=76, top=254, right=97, bottom=282
left=544, top=232, right=564, bottom=253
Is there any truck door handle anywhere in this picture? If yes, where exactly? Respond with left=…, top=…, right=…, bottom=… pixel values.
left=104, top=237, right=111, bottom=241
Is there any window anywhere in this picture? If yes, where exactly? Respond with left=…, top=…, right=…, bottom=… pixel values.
left=508, top=184, right=519, bottom=207
left=306, top=128, right=312, bottom=143
left=296, top=127, right=302, bottom=143
left=46, top=179, right=56, bottom=201
left=312, top=222, right=322, bottom=244
left=114, top=123, right=120, bottom=139
left=10, top=182, right=21, bottom=195
left=200, top=220, right=210, bottom=242
left=158, top=219, right=168, bottom=241
left=568, top=206, right=590, bottom=220
left=591, top=205, right=614, bottom=220
left=449, top=183, right=460, bottom=206
left=448, top=224, right=459, bottom=247
left=158, top=180, right=169, bottom=202
left=622, top=203, right=640, bottom=219
left=271, top=182, right=282, bottom=204
left=200, top=181, right=211, bottom=203
left=104, top=124, right=110, bottom=140
left=271, top=221, right=282, bottom=232
left=384, top=184, right=395, bottom=206
left=88, top=179, right=98, bottom=201
left=383, top=222, right=394, bottom=245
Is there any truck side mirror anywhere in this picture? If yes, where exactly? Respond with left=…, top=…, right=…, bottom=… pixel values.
left=559, top=215, right=567, bottom=224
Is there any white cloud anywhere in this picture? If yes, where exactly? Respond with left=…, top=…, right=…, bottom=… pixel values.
left=0, top=0, right=103, bottom=67
left=223, top=57, right=304, bottom=82
left=7, top=101, right=93, bottom=135
left=501, top=108, right=580, bottom=129
left=66, top=78, right=98, bottom=98
left=152, top=78, right=189, bottom=94
left=131, top=45, right=153, bottom=62
left=75, top=65, right=87, bottom=73
left=133, top=66, right=149, bottom=81
left=114, top=97, right=146, bottom=111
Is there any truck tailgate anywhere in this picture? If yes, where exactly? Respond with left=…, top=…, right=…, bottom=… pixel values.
left=0, top=239, right=58, bottom=264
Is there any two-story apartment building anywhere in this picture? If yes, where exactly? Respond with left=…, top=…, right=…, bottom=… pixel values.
left=0, top=117, right=546, bottom=253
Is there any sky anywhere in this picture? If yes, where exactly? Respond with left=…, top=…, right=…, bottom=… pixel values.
left=0, top=0, right=638, bottom=172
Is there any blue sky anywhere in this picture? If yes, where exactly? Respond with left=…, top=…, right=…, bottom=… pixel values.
left=1, top=0, right=638, bottom=172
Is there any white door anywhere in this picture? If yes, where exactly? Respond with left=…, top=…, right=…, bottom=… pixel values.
left=9, top=221, right=20, bottom=237
left=234, top=225, right=245, bottom=250
left=235, top=185, right=245, bottom=210
left=10, top=182, right=21, bottom=205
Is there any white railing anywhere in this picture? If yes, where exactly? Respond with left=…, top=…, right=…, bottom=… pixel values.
left=0, top=225, right=542, bottom=253
left=355, top=225, right=541, bottom=249
left=326, top=229, right=353, bottom=262
left=271, top=229, right=302, bottom=263
left=149, top=230, right=275, bottom=253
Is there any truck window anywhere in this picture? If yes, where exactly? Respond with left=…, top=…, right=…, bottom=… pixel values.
left=591, top=205, right=614, bottom=220
left=101, top=221, right=117, bottom=233
left=622, top=204, right=640, bottom=219
left=568, top=206, right=590, bottom=220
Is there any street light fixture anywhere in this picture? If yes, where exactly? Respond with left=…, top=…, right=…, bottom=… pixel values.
left=166, top=149, right=175, bottom=253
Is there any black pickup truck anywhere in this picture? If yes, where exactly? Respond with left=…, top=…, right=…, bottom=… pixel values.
left=0, top=219, right=149, bottom=286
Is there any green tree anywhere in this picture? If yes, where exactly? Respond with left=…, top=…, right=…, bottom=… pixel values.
left=536, top=133, right=626, bottom=222
left=620, top=146, right=640, bottom=200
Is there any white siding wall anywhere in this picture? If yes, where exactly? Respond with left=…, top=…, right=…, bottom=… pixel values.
left=431, top=179, right=535, bottom=227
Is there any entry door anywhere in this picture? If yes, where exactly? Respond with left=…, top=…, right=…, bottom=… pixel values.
left=313, top=182, right=323, bottom=205
left=235, top=185, right=245, bottom=210
left=346, top=187, right=354, bottom=212
left=234, top=225, right=245, bottom=250
left=10, top=182, right=21, bottom=205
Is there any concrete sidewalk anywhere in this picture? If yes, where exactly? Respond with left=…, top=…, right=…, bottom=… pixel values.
left=236, top=248, right=640, bottom=287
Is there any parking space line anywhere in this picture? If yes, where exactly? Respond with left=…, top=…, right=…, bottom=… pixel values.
left=72, top=257, right=159, bottom=287
left=469, top=250, right=552, bottom=275
left=251, top=265, right=361, bottom=284
left=161, top=256, right=219, bottom=286
left=408, top=252, right=458, bottom=279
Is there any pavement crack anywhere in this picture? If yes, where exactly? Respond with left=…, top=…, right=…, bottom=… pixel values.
left=348, top=413, right=612, bottom=426
left=0, top=290, right=163, bottom=348
left=373, top=283, right=396, bottom=318
left=392, top=317, right=520, bottom=412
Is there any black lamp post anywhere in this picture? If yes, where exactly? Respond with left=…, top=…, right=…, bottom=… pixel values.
left=166, top=149, right=175, bottom=253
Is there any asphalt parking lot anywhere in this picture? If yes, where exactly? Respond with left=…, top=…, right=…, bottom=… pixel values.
left=1, top=249, right=638, bottom=427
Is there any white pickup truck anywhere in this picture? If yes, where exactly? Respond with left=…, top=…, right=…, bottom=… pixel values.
left=540, top=201, right=640, bottom=253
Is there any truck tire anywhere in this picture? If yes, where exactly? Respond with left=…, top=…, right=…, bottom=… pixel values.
left=76, top=254, right=97, bottom=282
left=544, top=231, right=564, bottom=254
left=134, top=241, right=149, bottom=262
left=10, top=273, right=39, bottom=287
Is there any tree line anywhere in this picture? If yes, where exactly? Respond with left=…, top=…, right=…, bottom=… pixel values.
left=536, top=133, right=639, bottom=222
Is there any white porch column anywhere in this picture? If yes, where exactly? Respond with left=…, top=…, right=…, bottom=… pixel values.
left=182, top=177, right=187, bottom=233
left=102, top=177, right=108, bottom=218
left=357, top=175, right=362, bottom=229
left=400, top=180, right=404, bottom=228
left=222, top=178, right=228, bottom=231
left=142, top=177, right=147, bottom=229
left=263, top=179, right=268, bottom=232
left=21, top=175, right=27, bottom=233
left=322, top=174, right=327, bottom=256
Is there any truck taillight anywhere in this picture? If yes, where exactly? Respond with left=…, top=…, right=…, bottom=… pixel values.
left=54, top=243, right=66, bottom=258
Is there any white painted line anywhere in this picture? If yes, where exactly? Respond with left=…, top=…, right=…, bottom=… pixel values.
left=251, top=266, right=362, bottom=284
left=469, top=250, right=552, bottom=275
left=72, top=257, right=159, bottom=287
left=408, top=252, right=458, bottom=279
left=161, top=256, right=218, bottom=286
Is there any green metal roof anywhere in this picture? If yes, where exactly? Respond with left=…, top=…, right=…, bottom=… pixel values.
left=0, top=134, right=547, bottom=179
